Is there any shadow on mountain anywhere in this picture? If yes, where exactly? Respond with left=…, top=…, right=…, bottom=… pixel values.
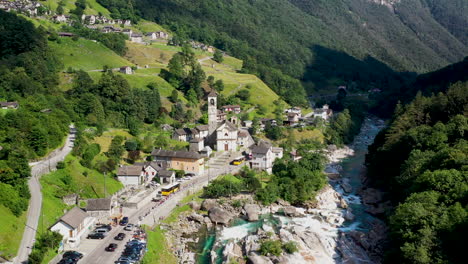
left=302, top=45, right=412, bottom=94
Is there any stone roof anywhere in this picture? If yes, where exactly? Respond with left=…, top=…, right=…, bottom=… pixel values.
left=272, top=147, right=283, bottom=153
left=117, top=165, right=142, bottom=176
left=251, top=145, right=270, bottom=154
left=217, top=121, right=237, bottom=132
left=58, top=207, right=88, bottom=229
left=86, top=198, right=111, bottom=211
left=207, top=90, right=217, bottom=97
left=196, top=125, right=209, bottom=131
left=190, top=138, right=204, bottom=143
left=151, top=149, right=201, bottom=160
left=0, top=101, right=18, bottom=107
left=221, top=105, right=241, bottom=109
left=238, top=130, right=250, bottom=138
left=158, top=170, right=175, bottom=178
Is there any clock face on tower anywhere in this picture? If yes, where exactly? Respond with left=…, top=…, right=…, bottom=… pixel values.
left=210, top=99, right=215, bottom=106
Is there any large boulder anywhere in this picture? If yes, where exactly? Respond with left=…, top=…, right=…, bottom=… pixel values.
left=361, top=188, right=383, bottom=205
left=244, top=204, right=260, bottom=221
left=223, top=241, right=243, bottom=263
left=202, top=199, right=218, bottom=211
left=244, top=235, right=261, bottom=253
left=282, top=206, right=304, bottom=217
left=187, top=212, right=204, bottom=223
left=208, top=207, right=233, bottom=225
left=247, top=253, right=274, bottom=264
left=188, top=201, right=201, bottom=211
left=341, top=179, right=352, bottom=193
left=344, top=209, right=355, bottom=221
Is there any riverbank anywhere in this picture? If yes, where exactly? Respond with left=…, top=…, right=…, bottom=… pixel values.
left=161, top=116, right=386, bottom=264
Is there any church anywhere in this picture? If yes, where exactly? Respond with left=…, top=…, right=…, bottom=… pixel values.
left=174, top=90, right=254, bottom=153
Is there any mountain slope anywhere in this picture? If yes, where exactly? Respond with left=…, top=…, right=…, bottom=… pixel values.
left=134, top=0, right=467, bottom=96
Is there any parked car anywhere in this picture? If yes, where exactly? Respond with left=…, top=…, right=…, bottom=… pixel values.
left=87, top=232, right=105, bottom=239
left=105, top=243, right=118, bottom=252
left=62, top=251, right=83, bottom=261
left=58, top=259, right=77, bottom=264
left=184, top=173, right=196, bottom=177
left=124, top=223, right=134, bottom=231
left=117, top=257, right=136, bottom=264
left=96, top=224, right=112, bottom=231
left=120, top=216, right=129, bottom=226
left=94, top=228, right=108, bottom=235
left=114, top=232, right=126, bottom=240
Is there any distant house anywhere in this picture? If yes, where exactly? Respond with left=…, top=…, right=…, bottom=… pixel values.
left=284, top=107, right=302, bottom=115
left=122, top=29, right=133, bottom=37
left=123, top=20, right=132, bottom=26
left=158, top=170, right=175, bottom=184
left=160, top=124, right=174, bottom=131
left=172, top=128, right=196, bottom=142
left=50, top=207, right=95, bottom=248
left=62, top=194, right=78, bottom=206
left=101, top=26, right=115, bottom=33
left=0, top=101, right=18, bottom=109
left=130, top=34, right=143, bottom=43
left=243, top=120, right=253, bottom=128
left=217, top=110, right=227, bottom=122
left=81, top=15, right=96, bottom=25
left=146, top=32, right=157, bottom=40
left=156, top=31, right=169, bottom=39
left=200, top=146, right=212, bottom=158
left=85, top=198, right=114, bottom=219
left=290, top=150, right=302, bottom=162
left=313, top=104, right=333, bottom=121
left=119, top=66, right=133, bottom=75
left=221, top=105, right=241, bottom=114
left=53, top=14, right=68, bottom=23
left=287, top=113, right=300, bottom=125
left=151, top=149, right=205, bottom=176
left=249, top=140, right=283, bottom=173
left=195, top=125, right=209, bottom=140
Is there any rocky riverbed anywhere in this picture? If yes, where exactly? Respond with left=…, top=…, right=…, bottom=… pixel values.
left=163, top=117, right=387, bottom=264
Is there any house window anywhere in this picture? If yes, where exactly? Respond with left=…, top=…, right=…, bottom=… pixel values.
left=263, top=158, right=267, bottom=161
left=152, top=172, right=155, bottom=175
left=225, top=133, right=228, bottom=137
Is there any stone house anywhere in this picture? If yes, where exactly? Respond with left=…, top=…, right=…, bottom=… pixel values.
left=119, top=66, right=133, bottom=75
left=130, top=34, right=143, bottom=43
left=189, top=138, right=205, bottom=152
left=237, top=129, right=254, bottom=148
left=284, top=107, right=302, bottom=115
left=117, top=164, right=158, bottom=186
left=53, top=14, right=68, bottom=23
left=151, top=149, right=205, bottom=176
left=50, top=207, right=95, bottom=248
left=85, top=198, right=114, bottom=220
left=156, top=31, right=169, bottom=39
left=249, top=141, right=283, bottom=173
left=122, top=29, right=133, bottom=37
left=146, top=32, right=157, bottom=40
left=313, top=104, right=333, bottom=121
left=243, top=120, right=253, bottom=128
left=62, top=194, right=78, bottom=206
left=195, top=125, right=209, bottom=140
left=158, top=170, right=175, bottom=184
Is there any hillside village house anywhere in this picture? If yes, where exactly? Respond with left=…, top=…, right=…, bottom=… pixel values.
left=156, top=31, right=169, bottom=39
left=50, top=207, right=95, bottom=248
left=151, top=149, right=205, bottom=176
left=117, top=164, right=157, bottom=186
left=221, top=105, right=241, bottom=114
left=120, top=66, right=133, bottom=74
left=158, top=170, right=176, bottom=184
left=313, top=104, right=333, bottom=121
left=237, top=129, right=255, bottom=148
left=189, top=138, right=205, bottom=152
left=284, top=107, right=302, bottom=115
left=0, top=101, right=19, bottom=109
left=216, top=121, right=238, bottom=152
left=249, top=141, right=283, bottom=173
left=130, top=34, right=143, bottom=43
left=85, top=198, right=114, bottom=221
left=122, top=29, right=133, bottom=37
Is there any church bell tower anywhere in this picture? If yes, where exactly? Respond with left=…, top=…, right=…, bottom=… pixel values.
left=208, top=90, right=218, bottom=136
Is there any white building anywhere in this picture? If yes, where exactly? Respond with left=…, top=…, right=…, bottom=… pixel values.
left=313, top=104, right=333, bottom=121
left=50, top=207, right=95, bottom=248
left=216, top=121, right=238, bottom=152
left=130, top=34, right=143, bottom=43
left=250, top=141, right=283, bottom=173
left=120, top=66, right=133, bottom=74
left=117, top=164, right=157, bottom=186
left=237, top=129, right=254, bottom=148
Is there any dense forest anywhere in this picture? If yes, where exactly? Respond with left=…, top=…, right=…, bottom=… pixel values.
left=94, top=0, right=468, bottom=107
left=366, top=79, right=467, bottom=262
left=0, top=10, right=163, bottom=218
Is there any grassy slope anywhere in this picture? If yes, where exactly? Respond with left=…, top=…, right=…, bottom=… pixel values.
left=0, top=206, right=27, bottom=259
left=44, top=0, right=111, bottom=16
left=39, top=155, right=123, bottom=232
left=49, top=38, right=133, bottom=71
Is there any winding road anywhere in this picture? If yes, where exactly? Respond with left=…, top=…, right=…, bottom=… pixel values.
left=13, top=125, right=76, bottom=264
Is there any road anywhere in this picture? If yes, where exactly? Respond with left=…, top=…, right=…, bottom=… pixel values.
left=14, top=125, right=76, bottom=264
left=75, top=164, right=241, bottom=264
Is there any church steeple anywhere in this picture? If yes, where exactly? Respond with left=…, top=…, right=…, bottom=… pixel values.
left=207, top=90, right=218, bottom=135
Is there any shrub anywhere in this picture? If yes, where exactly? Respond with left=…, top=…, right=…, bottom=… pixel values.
left=283, top=241, right=298, bottom=254
left=56, top=161, right=66, bottom=169
left=260, top=239, right=282, bottom=256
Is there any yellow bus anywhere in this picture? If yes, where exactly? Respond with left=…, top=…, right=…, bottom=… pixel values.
left=161, top=183, right=180, bottom=196
left=231, top=156, right=245, bottom=165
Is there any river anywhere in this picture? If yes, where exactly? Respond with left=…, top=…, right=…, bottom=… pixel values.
left=190, top=116, right=385, bottom=264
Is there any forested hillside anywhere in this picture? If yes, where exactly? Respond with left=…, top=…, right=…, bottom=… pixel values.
left=127, top=0, right=467, bottom=105
left=366, top=77, right=467, bottom=262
